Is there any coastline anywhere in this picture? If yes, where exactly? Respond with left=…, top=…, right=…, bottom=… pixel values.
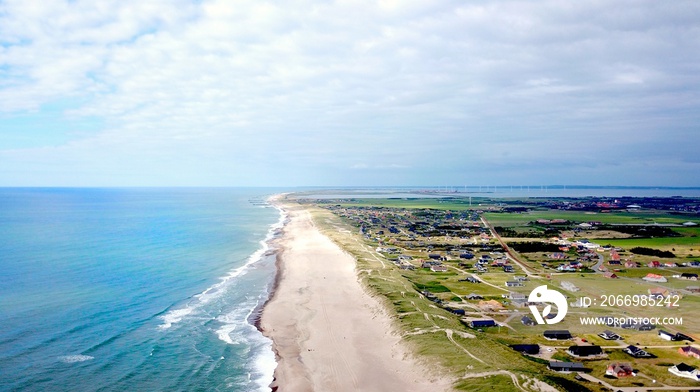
left=259, top=198, right=453, bottom=392
left=247, top=199, right=288, bottom=334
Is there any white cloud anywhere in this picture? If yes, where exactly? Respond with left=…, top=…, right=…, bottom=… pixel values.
left=1, top=0, right=699, bottom=186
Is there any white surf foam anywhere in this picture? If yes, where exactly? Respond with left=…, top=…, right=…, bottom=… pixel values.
left=214, top=293, right=262, bottom=345
left=158, top=200, right=286, bottom=330
left=252, top=341, right=277, bottom=392
left=58, top=355, right=94, bottom=363
left=158, top=307, right=194, bottom=330
left=216, top=322, right=238, bottom=345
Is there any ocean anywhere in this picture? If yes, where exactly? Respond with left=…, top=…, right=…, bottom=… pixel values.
left=0, top=188, right=285, bottom=392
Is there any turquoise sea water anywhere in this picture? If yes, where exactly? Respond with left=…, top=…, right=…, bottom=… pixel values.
left=0, top=188, right=284, bottom=391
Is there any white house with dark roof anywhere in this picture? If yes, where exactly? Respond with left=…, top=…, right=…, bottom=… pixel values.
left=658, top=330, right=675, bottom=341
left=669, top=363, right=700, bottom=381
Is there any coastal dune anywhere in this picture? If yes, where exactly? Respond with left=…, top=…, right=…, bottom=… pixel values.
left=261, top=203, right=452, bottom=392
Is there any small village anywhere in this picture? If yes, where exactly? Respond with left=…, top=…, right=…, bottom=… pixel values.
left=313, top=196, right=700, bottom=391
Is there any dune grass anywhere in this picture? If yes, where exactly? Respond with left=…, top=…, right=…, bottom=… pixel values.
left=304, top=204, right=581, bottom=391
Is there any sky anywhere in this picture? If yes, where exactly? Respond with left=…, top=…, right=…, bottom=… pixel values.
left=1, top=0, right=699, bottom=187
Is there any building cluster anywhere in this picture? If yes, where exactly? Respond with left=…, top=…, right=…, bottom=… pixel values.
left=313, top=198, right=700, bottom=388
left=512, top=329, right=700, bottom=382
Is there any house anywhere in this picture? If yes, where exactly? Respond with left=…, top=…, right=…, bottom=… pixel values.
left=430, top=265, right=448, bottom=272
left=569, top=260, right=583, bottom=268
left=465, top=293, right=484, bottom=300
left=491, top=259, right=507, bottom=267
left=514, top=276, right=528, bottom=282
left=509, top=292, right=526, bottom=301
left=421, top=291, right=438, bottom=300
left=549, top=253, right=566, bottom=260
left=428, top=253, right=442, bottom=260
left=610, top=250, right=621, bottom=262
left=568, top=345, right=603, bottom=357
left=675, top=333, right=695, bottom=342
left=557, top=265, right=577, bottom=272
left=598, top=330, right=621, bottom=340
left=606, top=362, right=634, bottom=378
left=508, top=292, right=528, bottom=307
left=544, top=312, right=561, bottom=321
left=643, top=274, right=668, bottom=283
left=468, top=319, right=497, bottom=329
left=445, top=307, right=466, bottom=316
left=510, top=344, right=540, bottom=355
left=502, top=265, right=515, bottom=273
left=681, top=273, right=699, bottom=280
left=664, top=262, right=678, bottom=268
left=669, top=363, right=700, bottom=381
left=624, top=345, right=653, bottom=358
left=521, top=315, right=536, bottom=326
left=658, top=330, right=675, bottom=341
left=459, top=252, right=474, bottom=259
left=679, top=346, right=700, bottom=359
left=548, top=361, right=585, bottom=372
left=544, top=330, right=573, bottom=340
left=649, top=287, right=670, bottom=298
left=463, top=276, right=481, bottom=283
left=603, top=272, right=618, bottom=279
left=687, top=286, right=700, bottom=293
left=622, top=322, right=655, bottom=331
left=505, top=281, right=523, bottom=287
left=624, top=260, right=638, bottom=268
left=648, top=260, right=661, bottom=268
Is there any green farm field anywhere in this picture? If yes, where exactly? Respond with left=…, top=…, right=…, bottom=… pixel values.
left=319, top=197, right=482, bottom=210
left=484, top=210, right=700, bottom=227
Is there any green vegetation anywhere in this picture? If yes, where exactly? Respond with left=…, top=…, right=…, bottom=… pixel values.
left=629, top=246, right=676, bottom=258
left=414, top=281, right=451, bottom=293
left=294, top=193, right=700, bottom=392
left=542, top=376, right=594, bottom=392
left=508, top=241, right=562, bottom=253
left=318, top=197, right=482, bottom=210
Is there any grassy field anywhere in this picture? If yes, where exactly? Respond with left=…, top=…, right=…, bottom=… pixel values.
left=305, top=205, right=595, bottom=391
left=297, top=197, right=700, bottom=392
left=484, top=210, right=700, bottom=227
left=602, top=236, right=700, bottom=249
left=316, top=197, right=484, bottom=210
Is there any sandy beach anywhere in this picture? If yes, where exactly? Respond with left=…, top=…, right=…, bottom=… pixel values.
left=260, top=202, right=453, bottom=392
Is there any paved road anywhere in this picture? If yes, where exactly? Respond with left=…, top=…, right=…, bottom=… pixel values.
left=592, top=253, right=605, bottom=272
